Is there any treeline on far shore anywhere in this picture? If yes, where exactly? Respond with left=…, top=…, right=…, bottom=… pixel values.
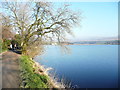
left=42, top=40, right=120, bottom=45
left=61, top=40, right=120, bottom=45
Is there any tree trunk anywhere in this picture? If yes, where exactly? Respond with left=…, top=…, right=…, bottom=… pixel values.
left=22, top=43, right=27, bottom=55
left=21, top=37, right=29, bottom=55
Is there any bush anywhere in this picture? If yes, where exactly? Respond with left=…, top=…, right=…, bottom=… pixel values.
left=20, top=56, right=50, bottom=88
left=0, top=39, right=11, bottom=53
left=2, top=39, right=11, bottom=49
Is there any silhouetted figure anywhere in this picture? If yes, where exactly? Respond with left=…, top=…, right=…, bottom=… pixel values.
left=12, top=44, right=14, bottom=50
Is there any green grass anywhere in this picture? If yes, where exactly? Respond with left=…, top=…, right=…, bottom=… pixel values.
left=0, top=40, right=8, bottom=53
left=0, top=49, right=7, bottom=53
left=20, top=55, right=51, bottom=88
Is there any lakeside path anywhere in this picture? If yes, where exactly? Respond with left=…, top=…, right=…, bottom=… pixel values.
left=1, top=51, right=21, bottom=88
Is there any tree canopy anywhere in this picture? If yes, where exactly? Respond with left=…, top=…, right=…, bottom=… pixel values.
left=1, top=2, right=81, bottom=57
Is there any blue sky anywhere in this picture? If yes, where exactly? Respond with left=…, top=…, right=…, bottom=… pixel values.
left=56, top=2, right=118, bottom=41
left=0, top=1, right=118, bottom=41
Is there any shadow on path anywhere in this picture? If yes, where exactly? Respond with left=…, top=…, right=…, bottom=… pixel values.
left=8, top=48, right=22, bottom=54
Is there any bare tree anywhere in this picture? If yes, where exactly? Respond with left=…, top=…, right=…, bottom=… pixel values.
left=1, top=2, right=81, bottom=57
left=0, top=12, right=14, bottom=40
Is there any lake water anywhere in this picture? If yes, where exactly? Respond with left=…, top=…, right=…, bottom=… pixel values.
left=34, top=45, right=118, bottom=88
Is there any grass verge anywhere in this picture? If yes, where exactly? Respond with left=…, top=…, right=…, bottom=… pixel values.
left=19, top=55, right=51, bottom=88
left=0, top=49, right=7, bottom=53
left=0, top=40, right=8, bottom=53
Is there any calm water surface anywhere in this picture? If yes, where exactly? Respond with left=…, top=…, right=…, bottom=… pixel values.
left=34, top=45, right=118, bottom=88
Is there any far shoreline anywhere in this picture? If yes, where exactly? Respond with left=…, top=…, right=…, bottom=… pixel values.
left=61, top=44, right=119, bottom=45
left=47, top=44, right=119, bottom=46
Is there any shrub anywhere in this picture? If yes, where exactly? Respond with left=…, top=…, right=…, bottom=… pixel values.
left=0, top=39, right=11, bottom=53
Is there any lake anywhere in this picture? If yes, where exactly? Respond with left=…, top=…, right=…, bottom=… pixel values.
left=34, top=45, right=118, bottom=88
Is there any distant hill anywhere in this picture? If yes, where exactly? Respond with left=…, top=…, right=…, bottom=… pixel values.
left=43, top=38, right=120, bottom=45
left=68, top=36, right=120, bottom=42
left=70, top=40, right=120, bottom=45
left=64, top=36, right=120, bottom=45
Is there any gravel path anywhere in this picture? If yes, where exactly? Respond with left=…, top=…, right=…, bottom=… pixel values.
left=2, top=51, right=20, bottom=88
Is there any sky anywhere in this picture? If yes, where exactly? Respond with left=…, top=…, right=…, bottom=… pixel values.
left=57, top=2, right=118, bottom=41
left=0, top=1, right=118, bottom=41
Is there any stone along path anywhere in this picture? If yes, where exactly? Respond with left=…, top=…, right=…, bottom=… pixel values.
left=2, top=51, right=20, bottom=88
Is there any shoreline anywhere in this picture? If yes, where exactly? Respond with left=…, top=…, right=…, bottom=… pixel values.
left=20, top=55, right=65, bottom=88
left=34, top=61, right=65, bottom=88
